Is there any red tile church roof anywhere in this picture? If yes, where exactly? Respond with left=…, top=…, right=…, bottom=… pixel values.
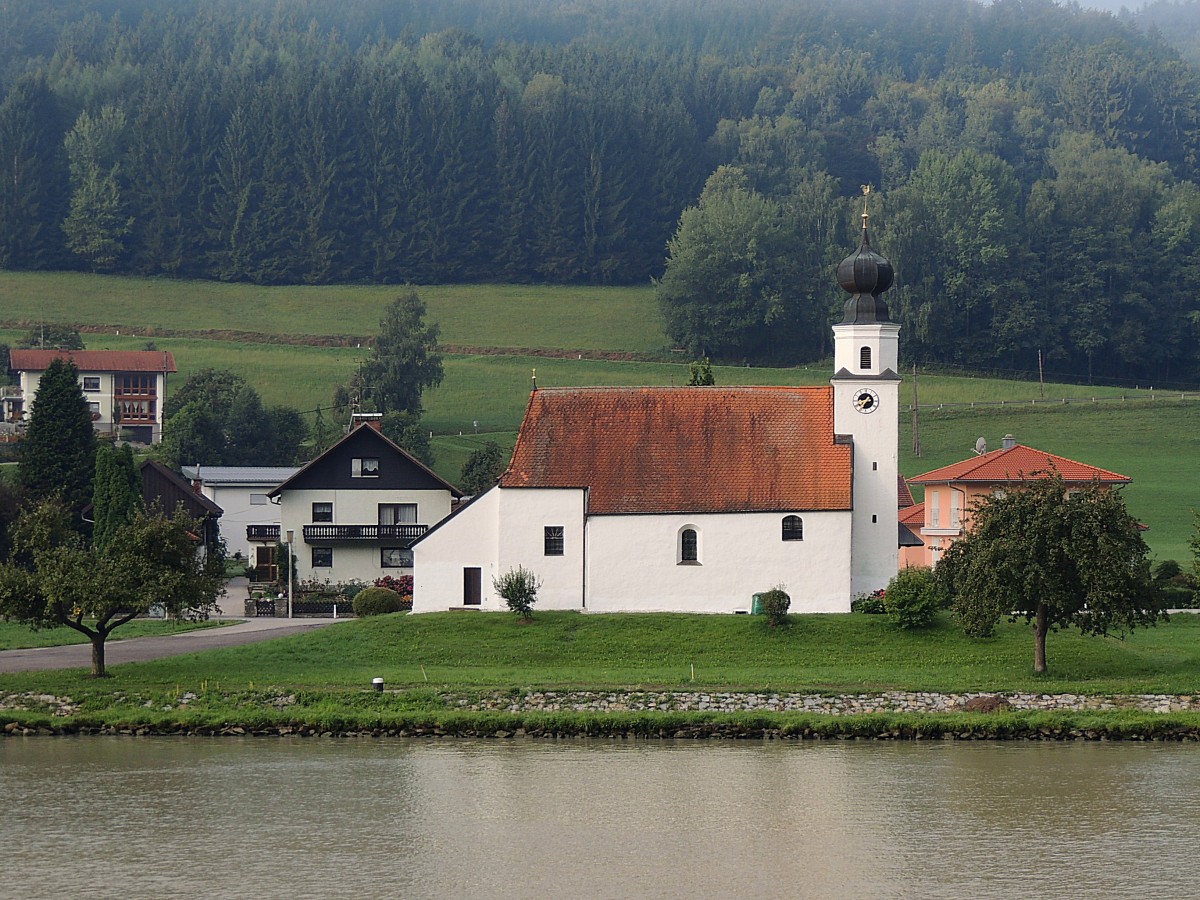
left=909, top=444, right=1130, bottom=485
left=500, top=386, right=853, bottom=515
left=9, top=349, right=177, bottom=373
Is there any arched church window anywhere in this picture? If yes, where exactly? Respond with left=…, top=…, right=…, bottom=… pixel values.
left=679, top=527, right=699, bottom=563
left=782, top=515, right=803, bottom=541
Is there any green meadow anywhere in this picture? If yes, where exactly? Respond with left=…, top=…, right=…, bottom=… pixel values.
left=3, top=610, right=1200, bottom=697
left=1, top=272, right=1196, bottom=560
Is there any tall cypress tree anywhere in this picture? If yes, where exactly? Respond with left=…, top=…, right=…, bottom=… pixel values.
left=92, top=443, right=142, bottom=552
left=18, top=358, right=97, bottom=519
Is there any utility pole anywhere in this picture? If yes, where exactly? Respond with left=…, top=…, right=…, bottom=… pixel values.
left=1038, top=349, right=1045, bottom=400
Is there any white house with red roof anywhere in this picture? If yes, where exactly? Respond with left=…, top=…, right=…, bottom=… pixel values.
left=5, top=349, right=177, bottom=444
left=901, top=434, right=1132, bottom=568
left=413, top=211, right=902, bottom=614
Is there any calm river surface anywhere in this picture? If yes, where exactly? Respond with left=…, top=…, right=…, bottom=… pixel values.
left=3, top=737, right=1199, bottom=899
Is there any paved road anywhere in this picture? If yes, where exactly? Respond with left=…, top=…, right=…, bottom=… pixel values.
left=0, top=617, right=345, bottom=673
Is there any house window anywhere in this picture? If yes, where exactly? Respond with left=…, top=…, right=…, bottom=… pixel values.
left=859, top=346, right=872, bottom=370
left=88, top=402, right=101, bottom=418
left=312, top=547, right=333, bottom=568
left=782, top=515, right=803, bottom=541
left=464, top=567, right=482, bottom=605
left=312, top=502, right=333, bottom=522
left=544, top=526, right=564, bottom=556
left=82, top=376, right=101, bottom=392
left=950, top=492, right=963, bottom=528
left=929, top=491, right=940, bottom=528
left=379, top=503, right=417, bottom=525
left=250, top=493, right=268, bottom=506
left=352, top=457, right=380, bottom=477
left=382, top=547, right=413, bottom=568
left=679, top=527, right=699, bottom=564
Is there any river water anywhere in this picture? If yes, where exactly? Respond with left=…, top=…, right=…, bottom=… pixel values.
left=3, top=737, right=1199, bottom=899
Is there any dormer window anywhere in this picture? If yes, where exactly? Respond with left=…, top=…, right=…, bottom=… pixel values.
left=859, top=346, right=872, bottom=370
left=352, top=457, right=380, bottom=478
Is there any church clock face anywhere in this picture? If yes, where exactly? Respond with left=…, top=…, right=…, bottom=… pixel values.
left=853, top=388, right=880, bottom=414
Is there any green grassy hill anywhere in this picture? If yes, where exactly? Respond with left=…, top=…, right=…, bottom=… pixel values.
left=2, top=272, right=1196, bottom=561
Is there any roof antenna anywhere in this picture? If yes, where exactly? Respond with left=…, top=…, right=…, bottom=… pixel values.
left=531, top=367, right=538, bottom=393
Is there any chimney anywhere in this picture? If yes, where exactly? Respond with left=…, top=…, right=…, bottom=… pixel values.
left=191, top=464, right=203, bottom=495
left=351, top=412, right=384, bottom=432
left=1002, top=434, right=1016, bottom=450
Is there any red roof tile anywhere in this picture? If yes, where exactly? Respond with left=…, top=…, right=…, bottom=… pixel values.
left=898, top=476, right=915, bottom=508
left=909, top=444, right=1130, bottom=485
left=899, top=501, right=925, bottom=526
left=9, top=349, right=177, bottom=373
left=500, top=386, right=852, bottom=515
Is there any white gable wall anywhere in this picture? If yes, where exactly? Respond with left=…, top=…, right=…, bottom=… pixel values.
left=413, top=488, right=502, bottom=611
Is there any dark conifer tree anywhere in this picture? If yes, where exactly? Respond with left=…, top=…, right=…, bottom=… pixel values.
left=18, top=359, right=98, bottom=519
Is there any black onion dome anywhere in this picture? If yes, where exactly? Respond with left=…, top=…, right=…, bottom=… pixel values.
left=837, top=220, right=894, bottom=324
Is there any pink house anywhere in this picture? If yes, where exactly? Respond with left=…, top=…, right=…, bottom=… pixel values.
left=900, top=434, right=1131, bottom=568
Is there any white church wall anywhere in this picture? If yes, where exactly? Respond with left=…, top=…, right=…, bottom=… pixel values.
left=412, top=487, right=502, bottom=612
left=585, top=511, right=853, bottom=613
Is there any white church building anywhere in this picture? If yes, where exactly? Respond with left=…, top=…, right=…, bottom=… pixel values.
left=412, top=213, right=900, bottom=614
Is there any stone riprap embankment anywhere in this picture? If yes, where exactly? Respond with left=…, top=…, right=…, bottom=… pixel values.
left=459, top=690, right=1200, bottom=715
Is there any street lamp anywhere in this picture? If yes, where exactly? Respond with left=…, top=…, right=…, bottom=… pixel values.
left=286, top=529, right=294, bottom=619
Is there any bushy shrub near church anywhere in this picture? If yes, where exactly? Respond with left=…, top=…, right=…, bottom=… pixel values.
left=884, top=568, right=944, bottom=629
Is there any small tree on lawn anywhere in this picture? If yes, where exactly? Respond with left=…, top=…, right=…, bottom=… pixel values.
left=884, top=567, right=944, bottom=630
left=493, top=566, right=541, bottom=620
left=936, top=473, right=1163, bottom=673
left=0, top=500, right=224, bottom=677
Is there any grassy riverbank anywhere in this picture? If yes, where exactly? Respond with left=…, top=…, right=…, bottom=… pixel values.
left=4, top=611, right=1199, bottom=739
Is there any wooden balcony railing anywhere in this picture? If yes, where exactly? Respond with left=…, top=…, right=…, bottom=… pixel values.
left=302, top=524, right=429, bottom=544
left=247, top=525, right=281, bottom=541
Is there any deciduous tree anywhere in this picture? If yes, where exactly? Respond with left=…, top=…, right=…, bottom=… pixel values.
left=0, top=501, right=224, bottom=677
left=361, top=290, right=444, bottom=415
left=936, top=474, right=1163, bottom=673
left=459, top=441, right=506, bottom=495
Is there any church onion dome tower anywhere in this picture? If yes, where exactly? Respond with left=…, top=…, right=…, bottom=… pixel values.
left=836, top=192, right=894, bottom=325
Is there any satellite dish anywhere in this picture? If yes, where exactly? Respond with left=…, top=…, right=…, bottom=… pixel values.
left=974, top=437, right=987, bottom=455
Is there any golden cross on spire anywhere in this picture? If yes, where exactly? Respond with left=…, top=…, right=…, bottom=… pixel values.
left=860, top=184, right=872, bottom=229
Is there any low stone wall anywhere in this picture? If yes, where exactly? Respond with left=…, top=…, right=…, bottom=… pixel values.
left=459, top=689, right=1200, bottom=715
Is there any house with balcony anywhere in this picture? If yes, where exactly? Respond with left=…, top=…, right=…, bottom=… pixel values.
left=267, top=418, right=462, bottom=585
left=901, top=434, right=1132, bottom=568
left=6, top=349, right=177, bottom=443
left=181, top=465, right=300, bottom=578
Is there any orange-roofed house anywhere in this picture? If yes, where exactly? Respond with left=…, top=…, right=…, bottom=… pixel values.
left=413, top=212, right=905, bottom=614
left=5, top=349, right=177, bottom=444
left=903, top=434, right=1132, bottom=568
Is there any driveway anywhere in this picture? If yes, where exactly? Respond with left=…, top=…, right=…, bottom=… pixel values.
left=0, top=617, right=345, bottom=674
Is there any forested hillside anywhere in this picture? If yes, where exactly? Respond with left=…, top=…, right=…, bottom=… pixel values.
left=1, top=0, right=1199, bottom=384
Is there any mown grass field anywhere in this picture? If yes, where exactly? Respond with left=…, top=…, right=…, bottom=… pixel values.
left=2, top=272, right=1196, bottom=559
left=3, top=610, right=1198, bottom=698
left=0, top=272, right=662, bottom=352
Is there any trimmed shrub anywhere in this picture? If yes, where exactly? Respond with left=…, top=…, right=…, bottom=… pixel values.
left=353, top=586, right=404, bottom=617
left=759, top=587, right=791, bottom=627
left=493, top=566, right=541, bottom=619
left=884, top=568, right=943, bottom=629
